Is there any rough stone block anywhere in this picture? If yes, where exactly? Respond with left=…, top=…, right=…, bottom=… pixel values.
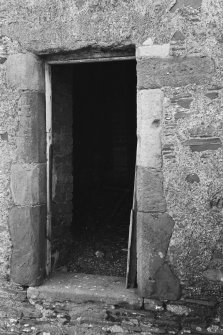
left=203, top=269, right=223, bottom=283
left=188, top=125, right=217, bottom=138
left=136, top=44, right=170, bottom=59
left=137, top=212, right=175, bottom=298
left=185, top=173, right=200, bottom=184
left=16, top=91, right=46, bottom=163
left=205, top=92, right=219, bottom=100
left=11, top=163, right=46, bottom=205
left=17, top=91, right=46, bottom=135
left=136, top=167, right=166, bottom=212
left=137, top=57, right=214, bottom=89
left=153, top=263, right=181, bottom=301
left=9, top=205, right=46, bottom=286
left=0, top=42, right=7, bottom=64
left=16, top=136, right=46, bottom=163
left=6, top=53, right=45, bottom=92
left=174, top=111, right=191, bottom=121
left=183, top=138, right=222, bottom=152
left=143, top=299, right=164, bottom=311
left=0, top=132, right=8, bottom=141
left=170, top=0, right=202, bottom=12
left=171, top=98, right=193, bottom=109
left=171, top=31, right=186, bottom=42
left=137, top=89, right=163, bottom=169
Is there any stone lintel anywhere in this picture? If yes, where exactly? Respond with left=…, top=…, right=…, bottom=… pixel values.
left=9, top=205, right=46, bottom=286
left=137, top=56, right=214, bottom=89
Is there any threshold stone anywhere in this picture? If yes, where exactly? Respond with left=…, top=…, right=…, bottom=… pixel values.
left=27, top=272, right=142, bottom=307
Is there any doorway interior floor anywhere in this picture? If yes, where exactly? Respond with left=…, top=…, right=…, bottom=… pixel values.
left=53, top=186, right=132, bottom=276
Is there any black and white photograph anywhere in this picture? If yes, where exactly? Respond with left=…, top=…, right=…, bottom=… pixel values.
left=0, top=0, right=223, bottom=334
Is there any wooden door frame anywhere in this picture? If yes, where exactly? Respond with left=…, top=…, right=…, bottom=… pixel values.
left=44, top=55, right=137, bottom=283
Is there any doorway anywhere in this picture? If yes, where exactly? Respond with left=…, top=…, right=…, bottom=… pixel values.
left=51, top=59, right=137, bottom=278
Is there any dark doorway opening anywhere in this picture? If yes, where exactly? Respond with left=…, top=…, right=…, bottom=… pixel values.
left=51, top=59, right=136, bottom=277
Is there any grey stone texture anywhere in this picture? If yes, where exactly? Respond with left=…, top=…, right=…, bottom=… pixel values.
left=0, top=0, right=218, bottom=55
left=27, top=273, right=141, bottom=307
left=16, top=91, right=46, bottom=163
left=172, top=98, right=193, bottom=109
left=163, top=85, right=223, bottom=285
left=136, top=44, right=170, bottom=59
left=6, top=53, right=45, bottom=92
left=185, top=173, right=200, bottom=184
left=183, top=138, right=222, bottom=152
left=153, top=263, right=181, bottom=301
left=11, top=163, right=46, bottom=205
left=137, top=89, right=163, bottom=169
left=9, top=205, right=46, bottom=286
left=6, top=52, right=47, bottom=286
left=137, top=212, right=175, bottom=298
left=0, top=0, right=222, bottom=301
left=171, top=31, right=186, bottom=42
left=205, top=92, right=219, bottom=100
left=1, top=278, right=223, bottom=335
left=170, top=0, right=203, bottom=12
left=136, top=167, right=166, bottom=213
left=0, top=63, right=21, bottom=281
left=137, top=57, right=214, bottom=89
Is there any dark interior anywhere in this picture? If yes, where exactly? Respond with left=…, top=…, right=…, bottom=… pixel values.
left=52, top=60, right=137, bottom=277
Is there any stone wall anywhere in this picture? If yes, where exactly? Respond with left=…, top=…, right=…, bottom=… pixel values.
left=0, top=0, right=222, bottom=54
left=135, top=34, right=223, bottom=298
left=0, top=0, right=223, bottom=297
left=0, top=58, right=18, bottom=281
left=163, top=84, right=223, bottom=286
left=0, top=38, right=30, bottom=281
left=6, top=53, right=46, bottom=286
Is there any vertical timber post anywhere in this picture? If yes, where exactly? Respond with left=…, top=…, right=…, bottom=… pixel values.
left=45, top=63, right=52, bottom=277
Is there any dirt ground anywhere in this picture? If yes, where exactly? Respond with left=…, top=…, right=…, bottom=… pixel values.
left=53, top=186, right=132, bottom=277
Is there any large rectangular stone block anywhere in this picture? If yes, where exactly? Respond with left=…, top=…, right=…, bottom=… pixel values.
left=6, top=53, right=45, bottom=92
left=11, top=163, right=46, bottom=206
left=17, top=91, right=46, bottom=135
left=137, top=212, right=175, bottom=298
left=16, top=136, right=46, bottom=163
left=16, top=91, right=46, bottom=163
left=183, top=137, right=222, bottom=152
left=136, top=44, right=170, bottom=59
left=137, top=57, right=214, bottom=89
left=9, top=205, right=46, bottom=286
left=136, top=167, right=166, bottom=212
left=170, top=0, right=202, bottom=12
left=137, top=89, right=163, bottom=169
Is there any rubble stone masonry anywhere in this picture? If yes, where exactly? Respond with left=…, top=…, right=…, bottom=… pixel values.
left=0, top=0, right=223, bottom=299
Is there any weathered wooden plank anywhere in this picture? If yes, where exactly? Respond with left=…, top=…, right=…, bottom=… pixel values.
left=45, top=63, right=52, bottom=277
left=126, top=171, right=137, bottom=288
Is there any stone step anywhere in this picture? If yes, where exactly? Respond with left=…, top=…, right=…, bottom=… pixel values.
left=27, top=272, right=142, bottom=308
